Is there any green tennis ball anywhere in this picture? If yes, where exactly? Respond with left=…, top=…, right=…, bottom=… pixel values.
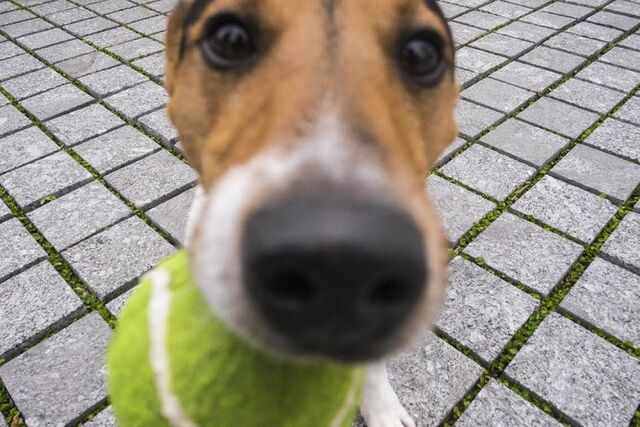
left=108, top=250, right=365, bottom=427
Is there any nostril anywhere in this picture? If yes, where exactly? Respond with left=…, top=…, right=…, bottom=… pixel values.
left=367, top=278, right=413, bottom=307
left=264, top=271, right=316, bottom=309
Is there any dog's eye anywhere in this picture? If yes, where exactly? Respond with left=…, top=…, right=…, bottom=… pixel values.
left=398, top=32, right=444, bottom=86
left=201, top=15, right=257, bottom=69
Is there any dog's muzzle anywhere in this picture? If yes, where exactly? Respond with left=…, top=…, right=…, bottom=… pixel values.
left=241, top=194, right=427, bottom=362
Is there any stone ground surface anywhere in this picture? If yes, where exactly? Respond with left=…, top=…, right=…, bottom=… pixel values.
left=0, top=0, right=639, bottom=425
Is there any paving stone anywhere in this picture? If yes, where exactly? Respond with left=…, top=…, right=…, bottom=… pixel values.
left=542, top=2, right=592, bottom=18
left=128, top=15, right=167, bottom=35
left=21, top=84, right=94, bottom=121
left=614, top=96, right=640, bottom=126
left=567, top=21, right=623, bottom=42
left=47, top=7, right=96, bottom=25
left=147, top=187, right=195, bottom=245
left=63, top=216, right=175, bottom=299
left=0, top=126, right=59, bottom=174
left=74, top=126, right=160, bottom=174
left=139, top=108, right=178, bottom=143
left=104, top=81, right=167, bottom=118
left=79, top=64, right=148, bottom=97
left=107, top=6, right=156, bottom=24
left=588, top=10, right=638, bottom=31
left=481, top=118, right=568, bottom=166
left=56, top=51, right=121, bottom=78
left=456, top=47, right=507, bottom=74
left=1, top=18, right=53, bottom=39
left=46, top=103, right=125, bottom=146
left=35, top=39, right=95, bottom=64
left=549, top=79, right=626, bottom=114
left=518, top=97, right=599, bottom=139
left=551, top=144, right=640, bottom=202
left=106, top=150, right=195, bottom=208
left=87, top=0, right=135, bottom=14
left=108, top=37, right=163, bottom=61
left=455, top=99, right=503, bottom=138
left=455, top=10, right=509, bottom=30
left=606, top=0, right=640, bottom=17
left=0, top=54, right=45, bottom=81
left=85, top=27, right=140, bottom=48
left=0, top=218, right=46, bottom=281
left=520, top=46, right=584, bottom=73
left=599, top=46, right=640, bottom=71
left=480, top=1, right=531, bottom=19
left=584, top=118, right=639, bottom=161
left=2, top=67, right=68, bottom=100
left=440, top=2, right=468, bottom=18
left=575, top=60, right=640, bottom=92
left=457, top=380, right=562, bottom=427
left=436, top=136, right=466, bottom=165
left=387, top=332, right=483, bottom=426
left=470, top=33, right=533, bottom=57
left=455, top=68, right=477, bottom=86
left=440, top=145, right=536, bottom=200
left=466, top=213, right=583, bottom=294
left=449, top=22, right=485, bottom=46
left=0, top=104, right=31, bottom=138
left=505, top=313, right=640, bottom=426
left=0, top=200, right=10, bottom=222
left=561, top=257, right=640, bottom=345
left=513, top=175, right=617, bottom=243
left=65, top=16, right=118, bottom=37
left=0, top=10, right=35, bottom=27
left=490, top=61, right=561, bottom=92
left=0, top=314, right=112, bottom=426
left=85, top=406, right=117, bottom=427
left=601, top=211, right=640, bottom=273
left=462, top=78, right=534, bottom=113
left=620, top=34, right=640, bottom=51
left=0, top=261, right=83, bottom=358
left=544, top=32, right=606, bottom=57
left=32, top=0, right=76, bottom=15
left=106, top=288, right=135, bottom=318
left=427, top=175, right=495, bottom=243
left=17, top=28, right=74, bottom=50
left=132, top=52, right=165, bottom=78
left=146, top=0, right=178, bottom=14
left=29, top=182, right=131, bottom=251
left=0, top=151, right=92, bottom=207
left=521, top=10, right=574, bottom=29
left=151, top=31, right=166, bottom=43
left=436, top=258, right=538, bottom=363
left=0, top=41, right=25, bottom=61
left=497, top=21, right=555, bottom=43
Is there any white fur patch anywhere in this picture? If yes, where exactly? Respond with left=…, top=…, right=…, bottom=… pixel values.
left=147, top=268, right=198, bottom=427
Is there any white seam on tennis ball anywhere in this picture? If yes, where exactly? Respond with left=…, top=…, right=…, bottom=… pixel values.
left=328, top=372, right=363, bottom=427
left=147, top=268, right=198, bottom=427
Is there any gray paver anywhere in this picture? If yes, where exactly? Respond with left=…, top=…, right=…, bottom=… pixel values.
left=29, top=182, right=131, bottom=251
left=46, top=103, right=124, bottom=146
left=65, top=16, right=118, bottom=37
left=85, top=407, right=117, bottom=427
left=0, top=54, right=44, bottom=82
left=35, top=39, right=95, bottom=64
left=131, top=52, right=165, bottom=78
left=519, top=97, right=599, bottom=139
left=513, top=175, right=617, bottom=243
left=551, top=144, right=640, bottom=202
left=108, top=37, right=163, bottom=61
left=0, top=151, right=92, bottom=208
left=505, top=313, right=640, bottom=426
left=481, top=118, right=568, bottom=166
left=567, top=21, right=623, bottom=42
left=0, top=126, right=59, bottom=174
left=62, top=216, right=175, bottom=299
left=520, top=46, right=584, bottom=74
left=104, top=81, right=168, bottom=118
left=542, top=2, right=592, bottom=18
left=436, top=258, right=538, bottom=363
left=456, top=47, right=507, bottom=74
left=56, top=51, right=120, bottom=78
left=575, top=60, right=640, bottom=92
left=1, top=19, right=53, bottom=39
left=549, top=78, right=626, bottom=114
left=561, top=257, right=640, bottom=345
left=455, top=99, right=503, bottom=138
left=0, top=314, right=112, bottom=426
left=588, top=10, right=638, bottom=30
left=584, top=118, right=640, bottom=161
left=17, top=28, right=74, bottom=50
left=105, top=150, right=196, bottom=209
left=466, top=213, right=583, bottom=294
left=0, top=218, right=46, bottom=282
left=0, top=201, right=10, bottom=222
left=457, top=380, right=562, bottom=427
left=147, top=187, right=195, bottom=245
left=497, top=21, right=555, bottom=42
left=461, top=78, right=534, bottom=113
left=614, top=96, right=640, bottom=126
left=0, top=104, right=31, bottom=138
left=388, top=332, right=483, bottom=426
left=544, top=32, right=606, bottom=57
left=21, top=84, right=94, bottom=121
left=440, top=145, right=536, bottom=200
left=490, top=61, right=561, bottom=92
left=449, top=22, right=485, bottom=46
left=470, top=33, right=533, bottom=57
left=74, top=126, right=160, bottom=174
left=0, top=261, right=83, bottom=358
left=85, top=27, right=140, bottom=48
left=79, top=64, right=148, bottom=98
left=436, top=137, right=466, bottom=165
left=2, top=67, right=68, bottom=101
left=106, top=288, right=135, bottom=318
left=600, top=47, right=640, bottom=71
left=139, top=108, right=178, bottom=143
left=601, top=212, right=640, bottom=273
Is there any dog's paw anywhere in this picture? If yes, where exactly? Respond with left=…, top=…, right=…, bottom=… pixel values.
left=360, top=405, right=415, bottom=427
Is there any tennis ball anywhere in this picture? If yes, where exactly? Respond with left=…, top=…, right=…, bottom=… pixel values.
left=108, top=250, right=365, bottom=427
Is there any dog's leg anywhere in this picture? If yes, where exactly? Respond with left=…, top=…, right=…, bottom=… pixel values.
left=184, top=185, right=205, bottom=248
left=360, top=364, right=415, bottom=427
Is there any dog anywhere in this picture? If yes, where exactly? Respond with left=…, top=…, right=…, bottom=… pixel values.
left=165, top=0, right=457, bottom=425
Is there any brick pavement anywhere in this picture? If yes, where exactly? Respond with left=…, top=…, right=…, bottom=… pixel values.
left=0, top=0, right=639, bottom=425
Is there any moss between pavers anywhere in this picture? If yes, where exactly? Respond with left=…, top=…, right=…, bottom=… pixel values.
left=0, top=377, right=24, bottom=426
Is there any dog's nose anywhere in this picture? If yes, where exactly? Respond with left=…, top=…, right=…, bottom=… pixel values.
left=241, top=195, right=427, bottom=360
